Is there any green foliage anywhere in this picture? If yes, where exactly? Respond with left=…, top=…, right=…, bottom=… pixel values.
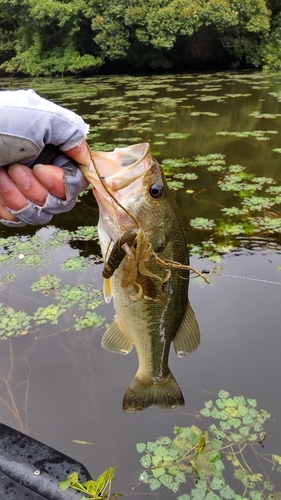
left=217, top=130, right=278, bottom=140
left=0, top=227, right=104, bottom=338
left=0, top=304, right=32, bottom=337
left=59, top=467, right=122, bottom=499
left=174, top=151, right=281, bottom=262
left=137, top=391, right=279, bottom=499
left=259, top=13, right=281, bottom=70
left=0, top=0, right=278, bottom=74
left=190, top=218, right=216, bottom=230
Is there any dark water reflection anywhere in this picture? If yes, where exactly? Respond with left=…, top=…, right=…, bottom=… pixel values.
left=1, top=72, right=281, bottom=496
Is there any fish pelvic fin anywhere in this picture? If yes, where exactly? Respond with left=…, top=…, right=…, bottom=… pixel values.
left=102, top=317, right=133, bottom=354
left=173, top=301, right=200, bottom=357
left=123, top=370, right=184, bottom=412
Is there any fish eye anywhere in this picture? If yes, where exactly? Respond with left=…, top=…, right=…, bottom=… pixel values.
left=149, top=183, right=164, bottom=199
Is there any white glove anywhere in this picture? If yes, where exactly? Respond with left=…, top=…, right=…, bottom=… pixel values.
left=0, top=89, right=91, bottom=227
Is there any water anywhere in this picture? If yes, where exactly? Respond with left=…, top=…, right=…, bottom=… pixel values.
left=1, top=72, right=281, bottom=497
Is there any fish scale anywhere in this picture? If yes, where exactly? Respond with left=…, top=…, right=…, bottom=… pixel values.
left=81, top=143, right=200, bottom=412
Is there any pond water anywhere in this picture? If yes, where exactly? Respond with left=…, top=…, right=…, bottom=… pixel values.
left=1, top=72, right=281, bottom=498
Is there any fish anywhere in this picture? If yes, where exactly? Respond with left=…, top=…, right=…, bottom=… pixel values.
left=81, top=143, right=200, bottom=412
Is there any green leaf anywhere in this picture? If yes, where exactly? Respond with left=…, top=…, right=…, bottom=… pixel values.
left=158, top=437, right=172, bottom=445
left=216, top=399, right=226, bottom=409
left=218, top=390, right=230, bottom=399
left=233, top=396, right=246, bottom=405
left=228, top=418, right=241, bottom=429
left=230, top=433, right=242, bottom=443
left=160, top=474, right=173, bottom=487
left=175, top=472, right=186, bottom=484
left=211, top=439, right=223, bottom=451
left=205, top=493, right=221, bottom=500
left=242, top=415, right=253, bottom=425
left=238, top=404, right=248, bottom=416
left=239, top=426, right=250, bottom=436
left=220, top=485, right=236, bottom=499
left=139, top=471, right=149, bottom=483
left=208, top=450, right=222, bottom=462
left=59, top=480, right=70, bottom=491
left=225, top=398, right=237, bottom=407
left=169, top=466, right=179, bottom=475
left=210, top=477, right=225, bottom=490
left=152, top=467, right=165, bottom=478
left=152, top=456, right=163, bottom=467
left=163, top=455, right=174, bottom=465
left=146, top=441, right=158, bottom=452
left=136, top=443, right=146, bottom=453
left=148, top=478, right=161, bottom=491
left=140, top=455, right=151, bottom=468
left=205, top=400, right=213, bottom=409
left=220, top=421, right=231, bottom=431
left=154, top=445, right=167, bottom=457
left=250, top=492, right=263, bottom=500
left=247, top=399, right=257, bottom=407
left=200, top=408, right=211, bottom=417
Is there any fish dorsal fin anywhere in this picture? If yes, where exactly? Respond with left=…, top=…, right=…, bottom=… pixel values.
left=102, top=317, right=133, bottom=354
left=173, top=301, right=200, bottom=356
left=103, top=278, right=113, bottom=304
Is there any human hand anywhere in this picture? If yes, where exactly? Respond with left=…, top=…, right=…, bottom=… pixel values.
left=0, top=90, right=93, bottom=227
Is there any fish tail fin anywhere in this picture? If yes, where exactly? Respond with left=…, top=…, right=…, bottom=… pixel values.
left=123, top=370, right=184, bottom=412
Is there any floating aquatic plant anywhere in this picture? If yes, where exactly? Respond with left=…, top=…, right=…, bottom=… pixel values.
left=0, top=304, right=31, bottom=337
left=59, top=467, right=121, bottom=499
left=216, top=130, right=278, bottom=141
left=137, top=390, right=278, bottom=500
left=190, top=218, right=216, bottom=230
left=0, top=226, right=104, bottom=337
left=190, top=111, right=219, bottom=117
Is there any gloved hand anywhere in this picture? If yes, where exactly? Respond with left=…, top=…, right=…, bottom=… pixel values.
left=0, top=89, right=93, bottom=227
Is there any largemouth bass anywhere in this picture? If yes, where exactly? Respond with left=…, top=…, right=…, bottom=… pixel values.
left=81, top=143, right=200, bottom=412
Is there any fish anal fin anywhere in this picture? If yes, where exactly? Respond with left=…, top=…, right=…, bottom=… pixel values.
left=173, top=301, right=200, bottom=356
left=123, top=370, right=184, bottom=412
left=102, top=317, right=133, bottom=354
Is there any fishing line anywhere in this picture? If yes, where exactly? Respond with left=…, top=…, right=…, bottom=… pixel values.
left=198, top=270, right=281, bottom=286
left=212, top=273, right=281, bottom=286
left=86, top=144, right=140, bottom=227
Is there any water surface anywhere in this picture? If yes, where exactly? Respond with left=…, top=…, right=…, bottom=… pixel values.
left=1, top=72, right=281, bottom=497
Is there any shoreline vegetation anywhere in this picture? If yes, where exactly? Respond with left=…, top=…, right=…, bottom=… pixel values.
left=0, top=0, right=281, bottom=77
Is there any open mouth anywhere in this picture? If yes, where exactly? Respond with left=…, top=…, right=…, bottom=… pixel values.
left=80, top=142, right=153, bottom=192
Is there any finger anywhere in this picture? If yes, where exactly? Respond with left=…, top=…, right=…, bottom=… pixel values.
left=33, top=164, right=66, bottom=199
left=8, top=164, right=48, bottom=206
left=0, top=166, right=29, bottom=211
left=64, top=139, right=93, bottom=170
left=0, top=193, right=19, bottom=221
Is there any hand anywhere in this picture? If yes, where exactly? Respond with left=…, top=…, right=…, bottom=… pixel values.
left=0, top=140, right=91, bottom=226
left=0, top=90, right=93, bottom=227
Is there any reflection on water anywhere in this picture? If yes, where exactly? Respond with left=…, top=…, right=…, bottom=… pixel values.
left=0, top=72, right=281, bottom=496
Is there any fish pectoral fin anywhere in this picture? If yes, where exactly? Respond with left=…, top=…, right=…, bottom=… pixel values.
left=173, top=301, right=200, bottom=356
left=102, top=317, right=133, bottom=354
left=103, top=278, right=113, bottom=304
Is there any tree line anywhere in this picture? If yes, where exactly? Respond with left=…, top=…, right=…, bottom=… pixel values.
left=0, top=0, right=280, bottom=76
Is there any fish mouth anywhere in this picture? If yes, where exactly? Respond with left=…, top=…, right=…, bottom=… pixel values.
left=81, top=142, right=153, bottom=193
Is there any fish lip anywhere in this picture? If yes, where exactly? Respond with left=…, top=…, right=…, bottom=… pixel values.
left=83, top=142, right=152, bottom=192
